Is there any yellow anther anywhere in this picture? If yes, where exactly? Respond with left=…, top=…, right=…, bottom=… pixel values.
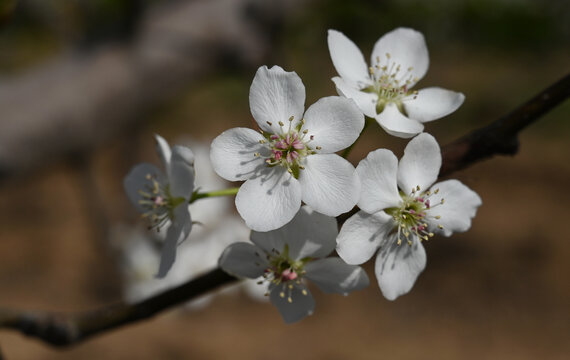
left=438, top=224, right=444, bottom=229
left=287, top=297, right=293, bottom=303
left=316, top=146, right=322, bottom=150
left=435, top=215, right=441, bottom=219
left=279, top=292, right=285, bottom=298
left=386, top=53, right=391, bottom=59
left=278, top=121, right=284, bottom=126
left=434, top=189, right=440, bottom=194
left=289, top=115, right=294, bottom=122
left=302, top=289, right=308, bottom=296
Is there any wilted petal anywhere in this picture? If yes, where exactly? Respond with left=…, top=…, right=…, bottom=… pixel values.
left=376, top=103, right=424, bottom=138
left=305, top=258, right=369, bottom=294
left=356, top=149, right=401, bottom=213
left=371, top=27, right=429, bottom=86
left=428, top=179, right=482, bottom=236
left=249, top=65, right=305, bottom=134
left=298, top=154, right=360, bottom=217
left=210, top=127, right=269, bottom=181
left=332, top=77, right=377, bottom=117
left=169, top=145, right=195, bottom=199
left=327, top=29, right=372, bottom=87
left=303, top=96, right=364, bottom=153
left=123, top=163, right=166, bottom=213
left=269, top=283, right=315, bottom=324
left=235, top=167, right=302, bottom=232
left=375, top=236, right=426, bottom=300
left=397, top=133, right=441, bottom=194
left=403, top=87, right=465, bottom=123
left=336, top=210, right=394, bottom=265
left=219, top=242, right=268, bottom=279
left=250, top=206, right=338, bottom=260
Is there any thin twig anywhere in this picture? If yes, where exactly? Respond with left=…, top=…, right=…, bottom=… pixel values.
left=0, top=73, right=568, bottom=348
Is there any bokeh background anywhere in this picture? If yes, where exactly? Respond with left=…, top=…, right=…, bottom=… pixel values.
left=0, top=0, right=569, bottom=359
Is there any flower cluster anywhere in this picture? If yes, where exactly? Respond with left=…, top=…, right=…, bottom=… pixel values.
left=122, top=27, right=482, bottom=322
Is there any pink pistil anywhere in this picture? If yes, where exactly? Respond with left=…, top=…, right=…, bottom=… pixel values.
left=273, top=150, right=283, bottom=161
left=281, top=269, right=298, bottom=281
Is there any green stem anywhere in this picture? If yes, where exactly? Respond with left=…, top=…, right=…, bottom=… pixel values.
left=189, top=187, right=239, bottom=203
left=341, top=117, right=372, bottom=158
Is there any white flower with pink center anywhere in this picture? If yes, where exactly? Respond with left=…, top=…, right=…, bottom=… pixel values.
left=123, top=135, right=195, bottom=278
left=336, top=133, right=482, bottom=300
left=210, top=65, right=364, bottom=231
left=328, top=28, right=465, bottom=138
left=219, top=206, right=369, bottom=323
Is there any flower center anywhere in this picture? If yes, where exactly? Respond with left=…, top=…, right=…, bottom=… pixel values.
left=385, top=185, right=445, bottom=246
left=256, top=244, right=310, bottom=303
left=255, top=116, right=319, bottom=179
left=363, top=52, right=419, bottom=114
left=137, top=173, right=185, bottom=232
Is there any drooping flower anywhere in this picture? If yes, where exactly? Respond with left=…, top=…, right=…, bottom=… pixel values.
left=219, top=206, right=369, bottom=323
left=210, top=65, right=364, bottom=232
left=124, top=135, right=195, bottom=278
left=336, top=133, right=481, bottom=300
left=327, top=28, right=465, bottom=138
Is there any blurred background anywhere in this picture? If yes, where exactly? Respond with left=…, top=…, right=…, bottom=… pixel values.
left=0, top=0, right=569, bottom=359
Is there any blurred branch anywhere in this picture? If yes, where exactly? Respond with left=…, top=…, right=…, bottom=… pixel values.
left=0, top=72, right=568, bottom=348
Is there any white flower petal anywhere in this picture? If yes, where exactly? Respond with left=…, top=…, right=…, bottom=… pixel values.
left=428, top=179, right=482, bottom=236
left=327, top=29, right=372, bottom=87
left=250, top=206, right=338, bottom=260
left=156, top=204, right=191, bottom=278
left=397, top=133, right=441, bottom=193
left=332, top=77, right=377, bottom=117
left=298, top=154, right=360, bottom=217
left=249, top=65, right=305, bottom=134
left=168, top=145, right=195, bottom=199
left=356, top=149, right=401, bottom=213
left=236, top=167, right=302, bottom=232
left=123, top=163, right=166, bottom=213
left=371, top=27, right=429, bottom=85
left=376, top=103, right=424, bottom=138
left=269, top=283, right=315, bottom=324
left=375, top=236, right=426, bottom=300
left=305, top=258, right=369, bottom=294
left=336, top=210, right=394, bottom=265
left=218, top=242, right=268, bottom=279
left=303, top=96, right=364, bottom=153
left=403, top=87, right=465, bottom=123
left=210, top=127, right=269, bottom=181
left=154, top=134, right=171, bottom=172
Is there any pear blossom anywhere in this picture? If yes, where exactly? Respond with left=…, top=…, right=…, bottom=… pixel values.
left=327, top=27, right=465, bottom=138
left=336, top=133, right=481, bottom=300
left=219, top=206, right=369, bottom=323
left=210, top=65, right=364, bottom=232
left=124, top=135, right=195, bottom=278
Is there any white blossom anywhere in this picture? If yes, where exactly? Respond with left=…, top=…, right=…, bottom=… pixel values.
left=219, top=206, right=369, bottom=323
left=123, top=135, right=194, bottom=278
left=328, top=28, right=465, bottom=138
left=336, top=133, right=482, bottom=300
left=210, top=65, right=364, bottom=232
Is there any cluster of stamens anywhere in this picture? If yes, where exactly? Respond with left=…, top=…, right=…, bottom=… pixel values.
left=254, top=245, right=310, bottom=304
left=137, top=174, right=183, bottom=232
left=254, top=116, right=319, bottom=178
left=364, top=52, right=419, bottom=113
left=386, top=185, right=445, bottom=246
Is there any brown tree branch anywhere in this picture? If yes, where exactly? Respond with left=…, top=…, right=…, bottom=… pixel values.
left=0, top=73, right=568, bottom=348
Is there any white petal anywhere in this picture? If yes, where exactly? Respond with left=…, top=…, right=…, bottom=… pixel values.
left=371, top=27, right=429, bottom=85
left=332, top=77, right=377, bottom=117
left=168, top=145, right=195, bottom=199
left=356, top=149, right=401, bottom=213
left=403, top=87, right=465, bottom=123
left=376, top=103, right=424, bottom=138
left=397, top=133, right=441, bottom=193
left=249, top=65, right=305, bottom=134
left=269, top=283, right=315, bottom=324
left=302, top=96, right=364, bottom=153
left=336, top=210, right=394, bottom=265
left=298, top=154, right=360, bottom=217
left=210, top=127, right=269, bottom=181
left=327, top=29, right=372, bottom=87
left=428, top=179, right=482, bottom=236
left=154, top=134, right=171, bottom=172
left=156, top=205, right=191, bottom=278
left=218, top=242, right=268, bottom=279
left=250, top=206, right=338, bottom=260
left=123, top=163, right=166, bottom=213
left=236, top=167, right=302, bottom=232
left=375, top=236, right=426, bottom=300
left=305, top=258, right=369, bottom=294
